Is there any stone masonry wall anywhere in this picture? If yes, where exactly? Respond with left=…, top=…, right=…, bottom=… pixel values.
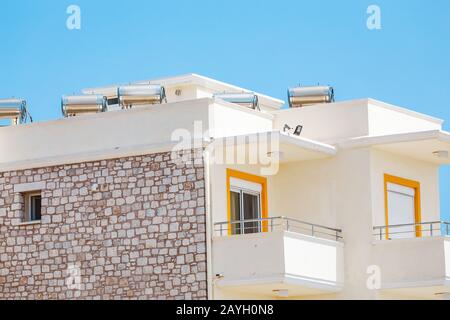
left=0, top=150, right=207, bottom=300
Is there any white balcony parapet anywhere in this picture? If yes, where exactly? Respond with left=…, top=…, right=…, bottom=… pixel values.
left=212, top=218, right=344, bottom=298
left=214, top=216, right=343, bottom=242
left=372, top=221, right=450, bottom=299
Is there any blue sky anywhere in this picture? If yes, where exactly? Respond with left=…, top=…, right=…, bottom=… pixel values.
left=1, top=0, right=449, bottom=219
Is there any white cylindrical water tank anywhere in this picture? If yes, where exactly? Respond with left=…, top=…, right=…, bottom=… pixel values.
left=214, top=92, right=259, bottom=110
left=288, top=86, right=334, bottom=108
left=0, top=98, right=28, bottom=125
left=118, top=84, right=166, bottom=109
left=61, top=95, right=107, bottom=117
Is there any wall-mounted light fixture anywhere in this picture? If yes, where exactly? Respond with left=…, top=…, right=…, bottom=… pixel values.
left=293, top=125, right=303, bottom=136
left=283, top=124, right=292, bottom=133
left=283, top=124, right=303, bottom=136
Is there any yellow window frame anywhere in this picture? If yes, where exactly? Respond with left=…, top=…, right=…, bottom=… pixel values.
left=384, top=174, right=422, bottom=239
left=226, top=169, right=268, bottom=235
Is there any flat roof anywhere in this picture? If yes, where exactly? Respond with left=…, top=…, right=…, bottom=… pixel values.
left=82, top=73, right=285, bottom=110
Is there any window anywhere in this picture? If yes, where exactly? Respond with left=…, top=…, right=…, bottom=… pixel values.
left=227, top=169, right=268, bottom=235
left=23, top=192, right=42, bottom=222
left=384, top=174, right=421, bottom=239
left=230, top=186, right=261, bottom=234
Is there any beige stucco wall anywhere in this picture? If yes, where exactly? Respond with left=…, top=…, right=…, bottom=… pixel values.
left=272, top=101, right=369, bottom=143
left=367, top=102, right=442, bottom=136
left=272, top=99, right=443, bottom=145
left=272, top=159, right=337, bottom=228
left=209, top=102, right=273, bottom=138
left=332, top=148, right=376, bottom=299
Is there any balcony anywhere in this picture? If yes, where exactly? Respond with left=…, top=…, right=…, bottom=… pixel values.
left=212, top=217, right=344, bottom=299
left=372, top=221, right=450, bottom=299
left=373, top=221, right=450, bottom=241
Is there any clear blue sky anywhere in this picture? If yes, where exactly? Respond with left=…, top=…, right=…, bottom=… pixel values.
left=1, top=0, right=449, bottom=219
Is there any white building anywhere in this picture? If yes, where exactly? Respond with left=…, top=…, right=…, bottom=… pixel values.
left=0, top=74, right=449, bottom=300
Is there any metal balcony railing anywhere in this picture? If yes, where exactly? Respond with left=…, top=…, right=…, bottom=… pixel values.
left=373, top=221, right=450, bottom=241
left=214, top=216, right=343, bottom=242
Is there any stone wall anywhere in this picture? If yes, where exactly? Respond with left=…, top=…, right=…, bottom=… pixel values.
left=0, top=150, right=207, bottom=300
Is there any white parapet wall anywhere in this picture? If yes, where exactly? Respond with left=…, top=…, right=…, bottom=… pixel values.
left=212, top=231, right=344, bottom=299
left=0, top=98, right=275, bottom=172
left=272, top=98, right=443, bottom=144
left=372, top=237, right=450, bottom=299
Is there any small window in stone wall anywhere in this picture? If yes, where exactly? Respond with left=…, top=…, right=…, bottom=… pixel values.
left=23, top=191, right=42, bottom=222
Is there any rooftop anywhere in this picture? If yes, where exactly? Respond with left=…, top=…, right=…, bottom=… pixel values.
left=0, top=74, right=449, bottom=171
left=82, top=73, right=285, bottom=111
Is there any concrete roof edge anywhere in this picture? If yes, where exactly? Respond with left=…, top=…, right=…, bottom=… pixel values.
left=337, top=130, right=450, bottom=149
left=367, top=98, right=444, bottom=125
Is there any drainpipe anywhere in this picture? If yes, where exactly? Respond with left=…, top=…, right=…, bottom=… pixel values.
left=202, top=146, right=214, bottom=300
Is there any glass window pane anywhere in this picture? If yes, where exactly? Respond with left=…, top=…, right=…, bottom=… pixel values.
left=230, top=191, right=241, bottom=235
left=243, top=193, right=260, bottom=234
left=31, top=195, right=42, bottom=221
